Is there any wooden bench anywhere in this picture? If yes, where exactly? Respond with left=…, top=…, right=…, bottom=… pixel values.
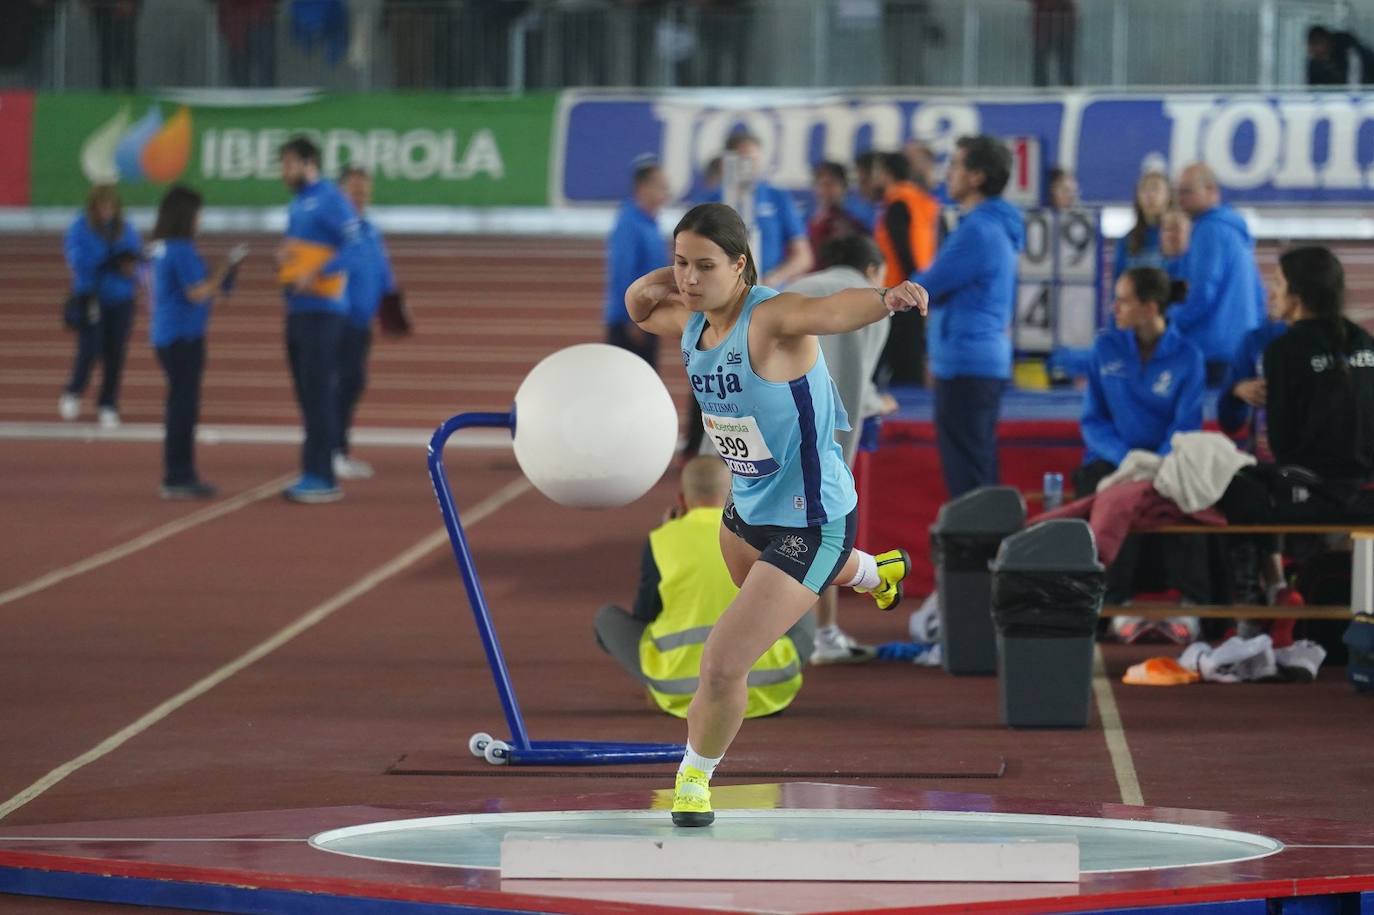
left=1097, top=525, right=1374, bottom=621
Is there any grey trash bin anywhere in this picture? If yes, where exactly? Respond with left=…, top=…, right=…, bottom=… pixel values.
left=990, top=519, right=1106, bottom=729
left=929, top=486, right=1026, bottom=675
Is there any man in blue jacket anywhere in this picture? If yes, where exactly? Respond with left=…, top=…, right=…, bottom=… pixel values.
left=913, top=135, right=1025, bottom=498
left=277, top=135, right=362, bottom=503
left=335, top=165, right=396, bottom=481
left=604, top=158, right=668, bottom=366
left=707, top=128, right=813, bottom=287
left=1173, top=163, right=1265, bottom=386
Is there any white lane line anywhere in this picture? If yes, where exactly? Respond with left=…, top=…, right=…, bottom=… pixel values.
left=0, top=476, right=531, bottom=822
left=0, top=474, right=296, bottom=609
left=1092, top=644, right=1145, bottom=806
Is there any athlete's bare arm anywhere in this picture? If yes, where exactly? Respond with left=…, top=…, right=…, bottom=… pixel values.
left=626, top=266, right=692, bottom=337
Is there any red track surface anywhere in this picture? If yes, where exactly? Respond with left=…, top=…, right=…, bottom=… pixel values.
left=4, top=233, right=1374, bottom=914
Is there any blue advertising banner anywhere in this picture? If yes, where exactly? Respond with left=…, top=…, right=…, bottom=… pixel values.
left=553, top=91, right=1374, bottom=207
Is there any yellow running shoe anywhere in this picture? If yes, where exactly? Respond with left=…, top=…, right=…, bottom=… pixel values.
left=857, top=549, right=910, bottom=612
left=671, top=766, right=714, bottom=827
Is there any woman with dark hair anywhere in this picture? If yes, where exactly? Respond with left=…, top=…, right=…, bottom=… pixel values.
left=60, top=184, right=143, bottom=427
left=626, top=202, right=927, bottom=827
left=1113, top=172, right=1172, bottom=283
left=1078, top=266, right=1207, bottom=644
left=146, top=184, right=245, bottom=499
left=1264, top=246, right=1374, bottom=482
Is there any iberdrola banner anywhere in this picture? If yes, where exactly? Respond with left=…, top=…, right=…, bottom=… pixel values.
left=30, top=90, right=556, bottom=207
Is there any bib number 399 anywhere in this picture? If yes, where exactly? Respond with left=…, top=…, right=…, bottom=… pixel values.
left=703, top=414, right=779, bottom=477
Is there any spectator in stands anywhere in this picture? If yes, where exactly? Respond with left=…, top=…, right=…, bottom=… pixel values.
left=0, top=0, right=57, bottom=86
left=147, top=185, right=245, bottom=500
left=708, top=128, right=812, bottom=287
left=277, top=134, right=362, bottom=503
left=1078, top=267, right=1207, bottom=644
left=1113, top=172, right=1172, bottom=283
left=84, top=0, right=141, bottom=89
left=1265, top=246, right=1374, bottom=483
left=335, top=166, right=395, bottom=481
left=913, top=135, right=1024, bottom=498
left=1217, top=271, right=1298, bottom=622
left=215, top=0, right=278, bottom=87
left=594, top=455, right=811, bottom=718
left=60, top=185, right=142, bottom=428
left=604, top=157, right=668, bottom=367
left=784, top=234, right=892, bottom=664
left=1307, top=25, right=1374, bottom=86
left=1047, top=166, right=1078, bottom=210
left=1173, top=162, right=1265, bottom=386
left=859, top=151, right=939, bottom=384
left=806, top=161, right=867, bottom=271
left=1029, top=0, right=1075, bottom=87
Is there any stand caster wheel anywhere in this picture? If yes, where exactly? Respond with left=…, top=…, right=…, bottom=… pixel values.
left=483, top=739, right=511, bottom=766
left=469, top=732, right=492, bottom=758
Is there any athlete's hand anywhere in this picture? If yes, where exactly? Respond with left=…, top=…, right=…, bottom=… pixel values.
left=883, top=281, right=928, bottom=317
left=1233, top=378, right=1267, bottom=407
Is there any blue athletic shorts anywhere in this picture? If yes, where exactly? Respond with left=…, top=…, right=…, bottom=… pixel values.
left=722, top=498, right=858, bottom=594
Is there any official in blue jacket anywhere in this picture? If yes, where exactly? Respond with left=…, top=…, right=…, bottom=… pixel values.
left=1174, top=163, right=1266, bottom=385
left=1112, top=172, right=1172, bottom=283
left=604, top=159, right=668, bottom=366
left=147, top=185, right=245, bottom=500
left=1079, top=268, right=1205, bottom=482
left=912, top=135, right=1025, bottom=499
left=277, top=135, right=362, bottom=503
left=60, top=185, right=142, bottom=428
left=334, top=166, right=396, bottom=481
left=705, top=129, right=812, bottom=287
left=1078, top=266, right=1209, bottom=645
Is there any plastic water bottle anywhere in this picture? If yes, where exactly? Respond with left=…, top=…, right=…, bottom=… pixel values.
left=1043, top=472, right=1064, bottom=511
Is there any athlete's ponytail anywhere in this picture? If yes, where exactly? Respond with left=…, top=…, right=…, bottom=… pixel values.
left=674, top=203, right=758, bottom=286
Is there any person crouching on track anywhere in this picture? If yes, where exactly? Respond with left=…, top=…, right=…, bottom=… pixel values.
left=1077, top=267, right=1207, bottom=645
left=60, top=184, right=143, bottom=428
left=594, top=455, right=813, bottom=719
left=147, top=185, right=246, bottom=500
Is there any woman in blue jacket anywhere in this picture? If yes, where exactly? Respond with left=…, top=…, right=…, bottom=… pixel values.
left=1077, top=266, right=1208, bottom=644
left=1112, top=172, right=1172, bottom=283
left=61, top=185, right=142, bottom=427
left=147, top=186, right=244, bottom=499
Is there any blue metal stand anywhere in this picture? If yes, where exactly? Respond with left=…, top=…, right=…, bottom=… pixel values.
left=427, top=410, right=684, bottom=766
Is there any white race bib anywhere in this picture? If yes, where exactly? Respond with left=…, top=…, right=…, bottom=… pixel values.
left=703, top=414, right=780, bottom=477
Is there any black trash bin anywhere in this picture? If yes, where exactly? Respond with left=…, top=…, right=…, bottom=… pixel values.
left=990, top=519, right=1106, bottom=728
left=929, top=486, right=1026, bottom=675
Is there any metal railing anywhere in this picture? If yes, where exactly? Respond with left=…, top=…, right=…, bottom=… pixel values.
left=0, top=0, right=1360, bottom=93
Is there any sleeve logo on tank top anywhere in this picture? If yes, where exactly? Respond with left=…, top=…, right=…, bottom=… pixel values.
left=726, top=349, right=742, bottom=366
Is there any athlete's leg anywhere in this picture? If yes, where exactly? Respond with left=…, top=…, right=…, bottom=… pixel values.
left=718, top=519, right=760, bottom=588
left=687, top=561, right=819, bottom=758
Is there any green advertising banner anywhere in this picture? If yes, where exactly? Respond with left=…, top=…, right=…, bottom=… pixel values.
left=30, top=91, right=556, bottom=207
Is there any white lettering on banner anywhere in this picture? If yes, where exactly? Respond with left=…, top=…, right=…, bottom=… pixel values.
left=197, top=127, right=504, bottom=182
left=1164, top=95, right=1374, bottom=191
left=649, top=100, right=980, bottom=199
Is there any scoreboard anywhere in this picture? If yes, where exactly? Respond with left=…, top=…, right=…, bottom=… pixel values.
left=1014, top=206, right=1105, bottom=357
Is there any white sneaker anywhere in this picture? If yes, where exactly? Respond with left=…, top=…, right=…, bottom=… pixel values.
left=98, top=407, right=120, bottom=429
left=58, top=393, right=80, bottom=421
left=332, top=452, right=374, bottom=480
left=810, top=626, right=876, bottom=665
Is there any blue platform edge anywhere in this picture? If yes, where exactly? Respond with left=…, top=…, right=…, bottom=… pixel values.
left=2, top=865, right=1372, bottom=915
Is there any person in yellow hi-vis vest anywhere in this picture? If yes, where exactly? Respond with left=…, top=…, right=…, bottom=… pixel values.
left=593, top=456, right=814, bottom=718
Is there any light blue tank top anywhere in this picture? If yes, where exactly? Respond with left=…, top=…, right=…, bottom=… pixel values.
left=682, top=285, right=856, bottom=528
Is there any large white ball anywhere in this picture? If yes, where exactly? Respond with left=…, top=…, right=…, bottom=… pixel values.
left=512, top=343, right=678, bottom=508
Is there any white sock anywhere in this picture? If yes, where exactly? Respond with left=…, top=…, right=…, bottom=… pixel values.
left=679, top=742, right=723, bottom=779
left=841, top=551, right=879, bottom=590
